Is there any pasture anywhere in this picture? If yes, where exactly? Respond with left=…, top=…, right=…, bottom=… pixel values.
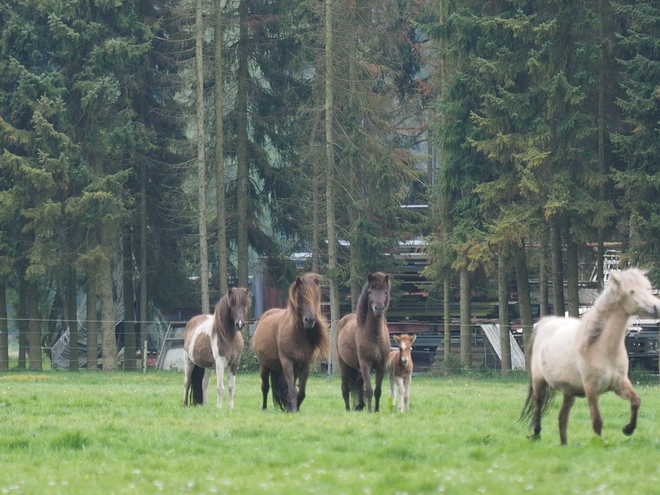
left=1, top=371, right=660, bottom=494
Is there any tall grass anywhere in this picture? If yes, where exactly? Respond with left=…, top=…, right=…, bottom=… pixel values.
left=2, top=371, right=660, bottom=494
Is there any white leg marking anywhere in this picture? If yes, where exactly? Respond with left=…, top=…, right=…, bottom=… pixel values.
left=228, top=373, right=236, bottom=409
left=215, top=356, right=229, bottom=408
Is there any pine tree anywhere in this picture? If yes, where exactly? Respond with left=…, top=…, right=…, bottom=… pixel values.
left=613, top=0, right=660, bottom=281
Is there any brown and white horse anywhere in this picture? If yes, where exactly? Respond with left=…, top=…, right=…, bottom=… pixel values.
left=252, top=273, right=329, bottom=412
left=337, top=272, right=391, bottom=413
left=520, top=268, right=660, bottom=444
left=388, top=334, right=416, bottom=413
left=182, top=287, right=251, bottom=408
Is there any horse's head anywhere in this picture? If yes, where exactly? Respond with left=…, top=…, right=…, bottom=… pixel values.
left=228, top=287, right=252, bottom=330
left=393, top=334, right=416, bottom=367
left=292, top=274, right=322, bottom=329
left=610, top=268, right=660, bottom=317
left=367, top=272, right=390, bottom=318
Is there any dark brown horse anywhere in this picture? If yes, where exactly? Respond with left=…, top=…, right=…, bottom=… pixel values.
left=337, top=272, right=391, bottom=413
left=182, top=287, right=252, bottom=408
left=252, top=273, right=329, bottom=412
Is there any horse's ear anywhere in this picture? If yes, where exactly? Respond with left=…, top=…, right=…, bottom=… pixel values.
left=312, top=274, right=321, bottom=286
left=393, top=334, right=401, bottom=344
left=367, top=273, right=374, bottom=283
left=295, top=276, right=303, bottom=286
left=384, top=274, right=390, bottom=285
left=410, top=334, right=417, bottom=344
left=609, top=271, right=621, bottom=286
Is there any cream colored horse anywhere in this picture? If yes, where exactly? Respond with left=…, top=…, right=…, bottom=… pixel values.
left=520, top=268, right=660, bottom=445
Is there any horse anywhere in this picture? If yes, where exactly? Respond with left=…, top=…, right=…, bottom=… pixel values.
left=182, top=287, right=252, bottom=408
left=252, top=273, right=329, bottom=413
left=520, top=268, right=660, bottom=445
left=337, top=272, right=391, bottom=413
left=388, top=334, right=416, bottom=413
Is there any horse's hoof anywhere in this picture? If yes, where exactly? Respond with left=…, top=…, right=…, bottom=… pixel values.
left=526, top=434, right=540, bottom=442
left=622, top=424, right=635, bottom=436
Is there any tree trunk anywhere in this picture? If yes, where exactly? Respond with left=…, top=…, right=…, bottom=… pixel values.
left=459, top=268, right=471, bottom=367
left=311, top=124, right=322, bottom=275
left=325, top=0, right=340, bottom=374
left=236, top=0, right=249, bottom=289
left=123, top=233, right=137, bottom=371
left=514, top=243, right=534, bottom=346
left=67, top=264, right=79, bottom=371
left=596, top=0, right=606, bottom=291
left=86, top=275, right=98, bottom=371
left=347, top=2, right=360, bottom=311
left=443, top=275, right=451, bottom=361
left=139, top=159, right=148, bottom=363
left=27, top=279, right=42, bottom=371
left=551, top=218, right=565, bottom=316
left=18, top=272, right=27, bottom=369
left=0, top=282, right=7, bottom=371
left=498, top=253, right=511, bottom=376
left=215, top=0, right=228, bottom=295
left=539, top=227, right=549, bottom=316
left=196, top=0, right=210, bottom=313
left=100, top=225, right=118, bottom=372
left=564, top=220, right=580, bottom=317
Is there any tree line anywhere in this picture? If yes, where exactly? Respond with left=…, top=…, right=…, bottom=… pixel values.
left=0, top=0, right=657, bottom=372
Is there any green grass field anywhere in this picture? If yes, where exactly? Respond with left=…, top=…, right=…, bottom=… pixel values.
left=2, top=371, right=660, bottom=494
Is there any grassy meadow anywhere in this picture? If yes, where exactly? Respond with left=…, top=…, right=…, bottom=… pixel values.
left=2, top=370, right=660, bottom=494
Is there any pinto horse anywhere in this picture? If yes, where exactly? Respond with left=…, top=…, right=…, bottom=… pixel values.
left=337, top=272, right=391, bottom=413
left=182, top=287, right=251, bottom=408
left=252, top=273, right=329, bottom=412
left=520, top=268, right=660, bottom=445
left=388, top=334, right=416, bottom=413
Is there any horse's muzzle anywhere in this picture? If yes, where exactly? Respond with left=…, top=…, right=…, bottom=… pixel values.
left=303, top=317, right=316, bottom=329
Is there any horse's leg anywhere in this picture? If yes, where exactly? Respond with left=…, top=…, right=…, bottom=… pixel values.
left=373, top=367, right=386, bottom=413
left=396, top=376, right=405, bottom=413
left=558, top=394, right=576, bottom=446
left=280, top=358, right=298, bottom=413
left=227, top=365, right=239, bottom=409
left=354, top=373, right=365, bottom=411
left=202, top=369, right=213, bottom=405
left=338, top=359, right=351, bottom=411
left=584, top=383, right=604, bottom=437
left=403, top=375, right=411, bottom=412
left=529, top=378, right=548, bottom=441
left=389, top=372, right=397, bottom=407
left=296, top=364, right=311, bottom=412
left=214, top=360, right=226, bottom=409
left=182, top=357, right=192, bottom=407
left=359, top=360, right=374, bottom=413
left=259, top=365, right=270, bottom=410
left=616, top=377, right=641, bottom=436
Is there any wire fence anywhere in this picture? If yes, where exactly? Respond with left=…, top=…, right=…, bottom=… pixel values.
left=1, top=319, right=659, bottom=383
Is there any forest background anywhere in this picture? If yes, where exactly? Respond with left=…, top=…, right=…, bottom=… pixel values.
left=0, top=0, right=659, bottom=373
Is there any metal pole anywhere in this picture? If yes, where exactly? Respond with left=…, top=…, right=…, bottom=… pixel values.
left=143, top=340, right=148, bottom=374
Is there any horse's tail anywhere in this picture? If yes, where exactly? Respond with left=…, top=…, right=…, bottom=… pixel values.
left=270, top=369, right=289, bottom=411
left=190, top=364, right=205, bottom=406
left=347, top=367, right=363, bottom=409
left=518, top=323, right=555, bottom=427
